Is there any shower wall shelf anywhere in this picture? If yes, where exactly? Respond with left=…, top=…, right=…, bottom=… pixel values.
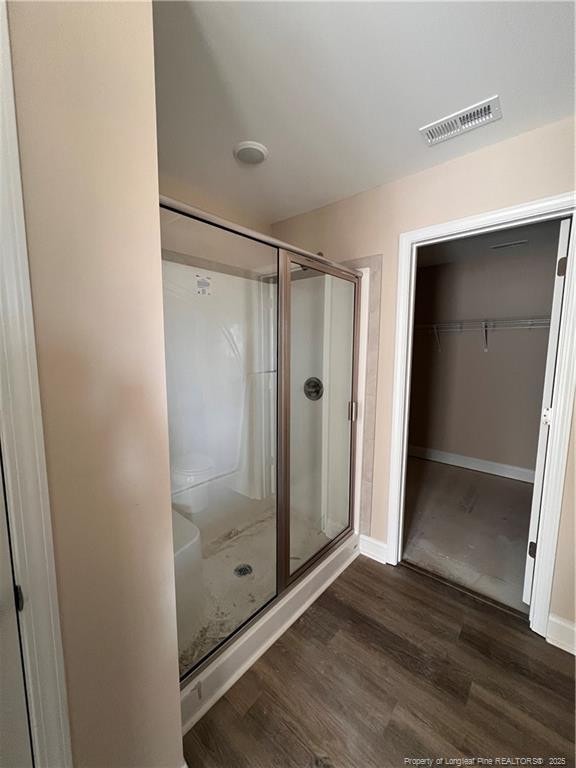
left=415, top=316, right=551, bottom=352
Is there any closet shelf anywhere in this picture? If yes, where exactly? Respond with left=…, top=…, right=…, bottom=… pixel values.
left=415, top=316, right=551, bottom=333
left=415, top=316, right=551, bottom=352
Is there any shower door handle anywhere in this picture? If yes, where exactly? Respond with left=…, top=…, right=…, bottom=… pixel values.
left=348, top=401, right=358, bottom=422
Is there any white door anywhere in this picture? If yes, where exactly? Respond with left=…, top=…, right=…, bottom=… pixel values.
left=0, top=452, right=34, bottom=768
left=523, top=217, right=572, bottom=604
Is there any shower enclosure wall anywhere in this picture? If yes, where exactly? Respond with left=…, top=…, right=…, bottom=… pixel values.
left=161, top=201, right=360, bottom=681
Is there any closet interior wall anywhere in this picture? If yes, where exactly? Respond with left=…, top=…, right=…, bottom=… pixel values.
left=409, top=220, right=560, bottom=472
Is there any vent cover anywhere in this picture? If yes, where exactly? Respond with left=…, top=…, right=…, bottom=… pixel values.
left=420, top=96, right=502, bottom=146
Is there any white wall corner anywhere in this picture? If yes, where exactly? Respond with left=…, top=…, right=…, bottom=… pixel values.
left=359, top=535, right=388, bottom=565
left=546, top=614, right=576, bottom=655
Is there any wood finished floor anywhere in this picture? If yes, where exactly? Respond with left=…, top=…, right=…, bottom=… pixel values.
left=184, top=556, right=575, bottom=768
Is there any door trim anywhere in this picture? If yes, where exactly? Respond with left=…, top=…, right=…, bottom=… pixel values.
left=523, top=218, right=571, bottom=604
left=387, top=192, right=575, bottom=638
left=1, top=2, right=72, bottom=763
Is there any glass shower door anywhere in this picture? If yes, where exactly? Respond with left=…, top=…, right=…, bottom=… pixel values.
left=283, top=253, right=358, bottom=580
left=161, top=205, right=360, bottom=679
left=161, top=207, right=278, bottom=679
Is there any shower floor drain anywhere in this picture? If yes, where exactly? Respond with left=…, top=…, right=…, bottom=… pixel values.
left=234, top=563, right=253, bottom=577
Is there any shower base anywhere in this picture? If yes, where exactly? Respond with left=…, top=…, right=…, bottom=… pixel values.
left=177, top=480, right=330, bottom=677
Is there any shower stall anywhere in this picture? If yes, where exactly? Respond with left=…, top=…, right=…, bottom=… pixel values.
left=160, top=200, right=361, bottom=682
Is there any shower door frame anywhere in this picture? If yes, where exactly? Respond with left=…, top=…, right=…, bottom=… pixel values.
left=160, top=197, right=362, bottom=682
left=277, top=249, right=361, bottom=592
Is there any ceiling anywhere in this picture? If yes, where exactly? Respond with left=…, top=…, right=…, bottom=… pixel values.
left=418, top=219, right=561, bottom=267
left=153, top=2, right=574, bottom=227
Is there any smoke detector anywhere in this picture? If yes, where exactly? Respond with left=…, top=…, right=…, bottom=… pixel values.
left=233, top=141, right=269, bottom=165
left=419, top=96, right=502, bottom=146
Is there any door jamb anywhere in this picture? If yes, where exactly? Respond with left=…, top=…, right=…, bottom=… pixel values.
left=522, top=218, right=571, bottom=605
left=387, top=192, right=575, bottom=638
left=1, top=2, right=72, bottom=763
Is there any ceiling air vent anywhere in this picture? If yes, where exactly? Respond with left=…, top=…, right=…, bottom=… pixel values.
left=420, top=96, right=502, bottom=146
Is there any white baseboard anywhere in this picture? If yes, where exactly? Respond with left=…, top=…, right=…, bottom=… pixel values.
left=546, top=613, right=576, bottom=655
left=180, top=534, right=359, bottom=733
left=409, top=446, right=535, bottom=484
left=359, top=534, right=388, bottom=565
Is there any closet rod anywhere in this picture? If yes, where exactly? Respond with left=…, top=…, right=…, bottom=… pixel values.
left=415, top=316, right=551, bottom=333
left=415, top=316, right=551, bottom=352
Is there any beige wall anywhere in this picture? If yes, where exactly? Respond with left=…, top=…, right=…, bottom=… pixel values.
left=160, top=173, right=272, bottom=234
left=410, top=230, right=558, bottom=469
left=272, top=117, right=575, bottom=622
left=8, top=3, right=184, bottom=766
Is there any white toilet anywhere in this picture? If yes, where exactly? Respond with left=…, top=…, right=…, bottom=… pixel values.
left=170, top=452, right=215, bottom=516
left=172, top=509, right=204, bottom=653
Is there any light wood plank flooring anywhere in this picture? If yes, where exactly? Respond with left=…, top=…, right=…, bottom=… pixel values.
left=184, top=556, right=575, bottom=768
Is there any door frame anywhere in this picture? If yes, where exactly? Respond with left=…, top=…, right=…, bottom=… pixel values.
left=522, top=218, right=571, bottom=605
left=1, top=2, right=72, bottom=763
left=387, top=192, right=575, bottom=637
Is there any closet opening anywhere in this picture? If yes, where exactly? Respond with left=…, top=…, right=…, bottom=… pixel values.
left=401, top=217, right=570, bottom=614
